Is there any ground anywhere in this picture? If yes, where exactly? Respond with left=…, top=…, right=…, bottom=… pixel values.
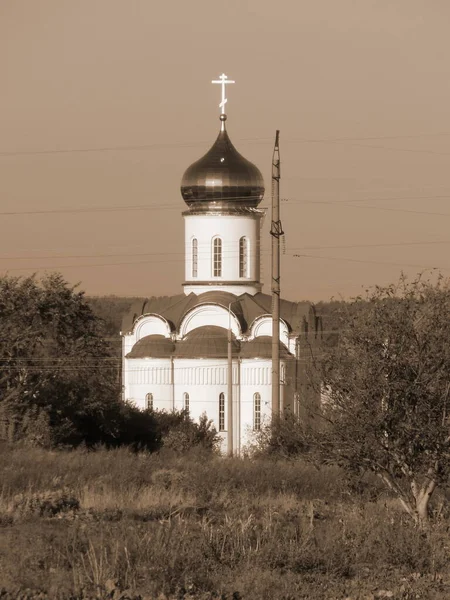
left=1, top=445, right=450, bottom=599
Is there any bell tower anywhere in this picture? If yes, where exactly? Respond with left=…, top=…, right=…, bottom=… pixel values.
left=180, top=75, right=265, bottom=296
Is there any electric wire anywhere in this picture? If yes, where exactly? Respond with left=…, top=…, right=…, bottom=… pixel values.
left=1, top=130, right=450, bottom=157
left=0, top=238, right=448, bottom=262
left=1, top=192, right=450, bottom=218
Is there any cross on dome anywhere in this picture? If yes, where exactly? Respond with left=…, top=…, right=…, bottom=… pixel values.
left=212, top=73, right=235, bottom=130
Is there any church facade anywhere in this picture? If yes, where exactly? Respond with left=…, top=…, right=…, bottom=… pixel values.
left=121, top=77, right=321, bottom=453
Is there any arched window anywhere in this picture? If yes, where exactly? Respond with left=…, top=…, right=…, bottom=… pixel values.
left=253, top=393, right=261, bottom=431
left=192, top=238, right=198, bottom=278
left=239, top=236, right=248, bottom=278
left=184, top=392, right=190, bottom=414
left=145, top=393, right=153, bottom=410
left=213, top=237, right=222, bottom=277
left=219, top=392, right=225, bottom=431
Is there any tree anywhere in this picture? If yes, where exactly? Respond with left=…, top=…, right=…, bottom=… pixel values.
left=0, top=273, right=121, bottom=446
left=303, top=275, right=450, bottom=525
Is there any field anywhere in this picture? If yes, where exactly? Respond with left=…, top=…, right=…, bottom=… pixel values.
left=1, top=445, right=450, bottom=600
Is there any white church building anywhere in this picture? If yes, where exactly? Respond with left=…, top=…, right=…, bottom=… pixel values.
left=121, top=75, right=321, bottom=453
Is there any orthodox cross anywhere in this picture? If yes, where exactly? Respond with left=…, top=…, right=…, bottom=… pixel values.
left=212, top=73, right=235, bottom=129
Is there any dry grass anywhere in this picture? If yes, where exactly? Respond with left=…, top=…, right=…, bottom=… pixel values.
left=0, top=444, right=450, bottom=599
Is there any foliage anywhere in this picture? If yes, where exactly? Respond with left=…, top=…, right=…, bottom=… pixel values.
left=251, top=412, right=311, bottom=459
left=1, top=446, right=450, bottom=598
left=0, top=274, right=121, bottom=447
left=314, top=299, right=346, bottom=348
left=309, top=274, right=450, bottom=524
left=114, top=406, right=220, bottom=454
left=86, top=295, right=143, bottom=339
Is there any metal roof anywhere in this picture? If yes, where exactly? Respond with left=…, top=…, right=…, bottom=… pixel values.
left=126, top=335, right=175, bottom=358
left=174, top=326, right=240, bottom=359
left=122, top=291, right=317, bottom=337
left=180, top=124, right=264, bottom=211
left=240, top=336, right=294, bottom=359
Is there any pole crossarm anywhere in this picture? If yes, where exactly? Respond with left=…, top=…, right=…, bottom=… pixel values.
left=270, top=220, right=284, bottom=237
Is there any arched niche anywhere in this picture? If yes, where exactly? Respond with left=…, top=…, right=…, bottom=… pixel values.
left=134, top=314, right=172, bottom=341
left=249, top=315, right=290, bottom=348
left=179, top=304, right=241, bottom=339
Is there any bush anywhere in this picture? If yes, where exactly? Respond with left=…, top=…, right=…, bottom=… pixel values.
left=252, top=411, right=310, bottom=459
left=113, top=405, right=219, bottom=454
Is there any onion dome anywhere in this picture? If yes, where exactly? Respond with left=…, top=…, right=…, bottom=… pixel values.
left=175, top=326, right=240, bottom=359
left=127, top=335, right=175, bottom=358
left=181, top=116, right=265, bottom=210
left=241, top=336, right=293, bottom=359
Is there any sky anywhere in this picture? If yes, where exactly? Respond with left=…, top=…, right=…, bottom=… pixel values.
left=1, top=0, right=450, bottom=302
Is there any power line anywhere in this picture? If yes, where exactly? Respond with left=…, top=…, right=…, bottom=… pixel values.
left=1, top=130, right=450, bottom=158
left=283, top=198, right=450, bottom=218
left=2, top=191, right=450, bottom=219
left=293, top=253, right=449, bottom=272
left=0, top=240, right=450, bottom=262
left=3, top=238, right=449, bottom=262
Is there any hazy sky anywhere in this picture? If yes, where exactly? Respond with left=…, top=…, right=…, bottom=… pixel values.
left=1, top=0, right=450, bottom=301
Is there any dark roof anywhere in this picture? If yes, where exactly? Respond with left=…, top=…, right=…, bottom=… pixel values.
left=126, top=335, right=175, bottom=359
left=175, top=326, right=240, bottom=359
left=180, top=121, right=264, bottom=211
left=122, top=291, right=317, bottom=337
left=240, top=336, right=294, bottom=359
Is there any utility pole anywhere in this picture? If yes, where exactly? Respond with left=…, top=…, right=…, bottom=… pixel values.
left=271, top=130, right=283, bottom=415
left=227, top=302, right=233, bottom=456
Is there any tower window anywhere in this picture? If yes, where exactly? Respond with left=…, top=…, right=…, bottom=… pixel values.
left=219, top=392, right=225, bottom=431
left=184, top=392, right=190, bottom=414
left=192, top=238, right=198, bottom=278
left=145, top=393, right=153, bottom=410
left=239, top=236, right=248, bottom=278
left=253, top=392, right=261, bottom=431
left=213, top=237, right=222, bottom=277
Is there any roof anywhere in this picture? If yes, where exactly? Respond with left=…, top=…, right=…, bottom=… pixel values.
left=180, top=122, right=264, bottom=211
left=174, top=326, right=240, bottom=359
left=240, top=336, right=294, bottom=359
left=126, top=335, right=175, bottom=359
left=122, top=291, right=317, bottom=336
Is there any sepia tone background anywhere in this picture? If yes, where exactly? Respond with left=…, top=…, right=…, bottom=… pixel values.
left=1, top=0, right=450, bottom=301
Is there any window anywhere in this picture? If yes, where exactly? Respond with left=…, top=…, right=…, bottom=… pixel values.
left=192, top=238, right=198, bottom=278
left=239, top=236, right=248, bottom=278
left=253, top=393, right=261, bottom=431
left=219, top=392, right=225, bottom=431
left=145, top=393, right=153, bottom=410
left=213, top=237, right=222, bottom=277
left=184, top=392, right=190, bottom=414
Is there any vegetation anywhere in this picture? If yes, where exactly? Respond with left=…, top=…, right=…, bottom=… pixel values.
left=0, top=273, right=218, bottom=454
left=3, top=273, right=450, bottom=597
left=0, top=274, right=121, bottom=447
left=2, top=445, right=450, bottom=599
left=260, top=275, right=450, bottom=526
left=87, top=295, right=144, bottom=339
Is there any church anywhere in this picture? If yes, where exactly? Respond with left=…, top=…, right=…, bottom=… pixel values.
left=121, top=75, right=321, bottom=453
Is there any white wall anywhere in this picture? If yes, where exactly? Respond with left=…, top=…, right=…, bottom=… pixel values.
left=125, top=358, right=173, bottom=412
left=184, top=212, right=262, bottom=295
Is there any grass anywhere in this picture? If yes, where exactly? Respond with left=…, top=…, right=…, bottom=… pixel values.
left=0, top=444, right=450, bottom=599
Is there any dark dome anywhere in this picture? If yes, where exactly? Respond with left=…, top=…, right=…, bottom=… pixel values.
left=240, top=336, right=293, bottom=359
left=127, top=335, right=175, bottom=358
left=175, top=326, right=240, bottom=358
left=181, top=124, right=265, bottom=210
